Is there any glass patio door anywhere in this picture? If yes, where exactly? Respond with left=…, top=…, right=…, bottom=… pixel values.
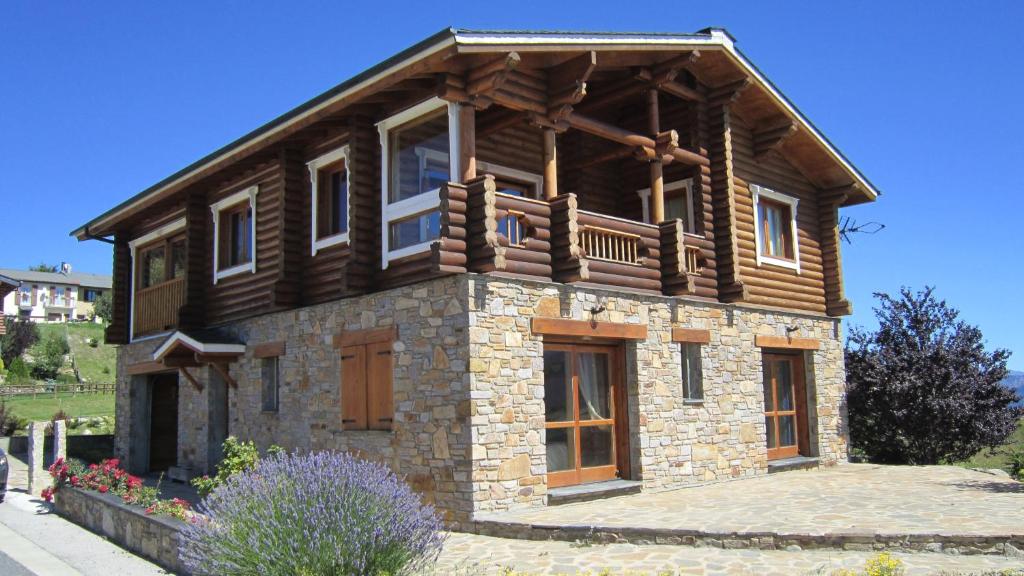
left=543, top=344, right=620, bottom=488
left=762, top=354, right=808, bottom=460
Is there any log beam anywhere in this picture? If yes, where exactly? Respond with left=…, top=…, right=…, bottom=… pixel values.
left=564, top=112, right=707, bottom=167
left=753, top=119, right=799, bottom=159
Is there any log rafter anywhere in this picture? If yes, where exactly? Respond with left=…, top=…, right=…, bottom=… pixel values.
left=753, top=119, right=799, bottom=159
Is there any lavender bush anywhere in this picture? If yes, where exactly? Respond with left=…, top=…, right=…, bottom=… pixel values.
left=180, top=451, right=446, bottom=575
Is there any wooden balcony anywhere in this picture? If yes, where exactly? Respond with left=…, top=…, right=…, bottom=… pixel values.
left=133, top=277, right=185, bottom=336
left=436, top=175, right=719, bottom=298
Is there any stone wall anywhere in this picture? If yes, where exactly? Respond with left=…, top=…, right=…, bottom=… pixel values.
left=54, top=486, right=189, bottom=575
left=466, top=276, right=848, bottom=513
left=114, top=273, right=848, bottom=521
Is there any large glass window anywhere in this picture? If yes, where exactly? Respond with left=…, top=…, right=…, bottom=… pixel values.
left=752, top=184, right=800, bottom=271
left=139, top=244, right=166, bottom=289
left=389, top=111, right=449, bottom=203
left=388, top=211, right=440, bottom=251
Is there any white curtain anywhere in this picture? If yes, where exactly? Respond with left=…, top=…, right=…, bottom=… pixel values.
left=577, top=353, right=608, bottom=420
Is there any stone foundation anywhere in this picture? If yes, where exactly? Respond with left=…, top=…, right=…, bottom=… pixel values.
left=114, top=273, right=848, bottom=523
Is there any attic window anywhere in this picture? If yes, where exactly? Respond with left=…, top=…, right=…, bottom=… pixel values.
left=211, top=185, right=259, bottom=283
left=308, top=145, right=351, bottom=255
left=752, top=184, right=800, bottom=273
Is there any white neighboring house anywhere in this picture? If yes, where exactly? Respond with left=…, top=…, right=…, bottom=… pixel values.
left=0, top=265, right=112, bottom=323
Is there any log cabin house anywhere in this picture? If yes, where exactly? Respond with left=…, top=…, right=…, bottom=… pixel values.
left=73, top=28, right=878, bottom=521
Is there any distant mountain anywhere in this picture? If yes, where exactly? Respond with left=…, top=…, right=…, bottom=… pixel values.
left=1003, top=370, right=1024, bottom=405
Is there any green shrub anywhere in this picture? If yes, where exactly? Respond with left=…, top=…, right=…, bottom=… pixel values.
left=7, top=357, right=30, bottom=382
left=0, top=357, right=6, bottom=375
left=31, top=332, right=70, bottom=379
left=1007, top=448, right=1024, bottom=481
left=191, top=436, right=283, bottom=497
left=1, top=317, right=39, bottom=366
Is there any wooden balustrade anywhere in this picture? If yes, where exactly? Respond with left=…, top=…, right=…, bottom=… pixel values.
left=579, top=224, right=643, bottom=265
left=133, top=277, right=185, bottom=336
left=462, top=175, right=552, bottom=280
left=659, top=219, right=719, bottom=298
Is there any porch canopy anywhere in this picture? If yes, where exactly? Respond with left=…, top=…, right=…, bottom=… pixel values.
left=152, top=329, right=245, bottom=391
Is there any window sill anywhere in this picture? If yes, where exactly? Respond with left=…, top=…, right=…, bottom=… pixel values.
left=683, top=399, right=705, bottom=405
left=312, top=232, right=349, bottom=256
left=756, top=255, right=800, bottom=273
left=386, top=241, right=434, bottom=264
left=214, top=262, right=254, bottom=283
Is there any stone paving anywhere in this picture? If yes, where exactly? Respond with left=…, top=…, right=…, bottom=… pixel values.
left=473, top=464, right=1024, bottom=554
left=479, top=464, right=1024, bottom=535
left=437, top=532, right=1024, bottom=575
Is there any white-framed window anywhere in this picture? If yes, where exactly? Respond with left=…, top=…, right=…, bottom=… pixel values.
left=18, top=285, right=31, bottom=306
left=477, top=161, right=544, bottom=199
left=751, top=184, right=800, bottom=272
left=637, top=178, right=696, bottom=233
left=377, top=97, right=461, bottom=267
left=308, top=145, right=351, bottom=256
left=210, top=185, right=259, bottom=283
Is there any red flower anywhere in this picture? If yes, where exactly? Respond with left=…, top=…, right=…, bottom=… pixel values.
left=70, top=476, right=80, bottom=487
left=88, top=463, right=99, bottom=470
left=41, top=487, right=54, bottom=502
left=98, top=485, right=109, bottom=493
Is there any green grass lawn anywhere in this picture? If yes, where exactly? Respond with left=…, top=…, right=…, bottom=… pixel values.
left=2, top=392, right=115, bottom=423
left=24, top=322, right=115, bottom=385
left=961, top=417, right=1024, bottom=473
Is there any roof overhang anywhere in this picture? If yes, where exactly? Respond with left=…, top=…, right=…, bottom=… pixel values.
left=152, top=331, right=246, bottom=362
left=73, top=27, right=878, bottom=240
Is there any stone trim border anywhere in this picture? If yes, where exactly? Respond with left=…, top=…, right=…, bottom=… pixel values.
left=467, top=518, right=1024, bottom=557
left=53, top=486, right=190, bottom=575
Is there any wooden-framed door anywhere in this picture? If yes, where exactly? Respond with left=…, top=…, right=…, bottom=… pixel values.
left=148, top=373, right=179, bottom=472
left=543, top=343, right=627, bottom=488
left=762, top=353, right=809, bottom=460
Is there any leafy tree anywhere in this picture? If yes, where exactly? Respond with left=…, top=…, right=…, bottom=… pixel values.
left=1, top=317, right=39, bottom=366
left=30, top=332, right=70, bottom=379
left=28, top=263, right=58, bottom=272
left=846, top=287, right=1021, bottom=464
left=91, top=292, right=113, bottom=323
left=6, top=358, right=30, bottom=382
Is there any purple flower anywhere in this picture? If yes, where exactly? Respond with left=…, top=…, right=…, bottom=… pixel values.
left=179, top=451, right=446, bottom=575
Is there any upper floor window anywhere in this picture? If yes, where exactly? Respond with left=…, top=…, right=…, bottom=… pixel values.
left=308, top=146, right=350, bottom=255
left=378, top=98, right=460, bottom=266
left=211, top=185, right=259, bottom=283
left=82, top=288, right=104, bottom=302
left=137, top=235, right=186, bottom=290
left=752, top=184, right=800, bottom=273
left=638, top=179, right=696, bottom=233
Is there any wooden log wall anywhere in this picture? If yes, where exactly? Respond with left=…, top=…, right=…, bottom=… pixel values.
left=178, top=189, right=209, bottom=330
left=660, top=220, right=718, bottom=299
left=730, top=116, right=827, bottom=314
left=273, top=148, right=305, bottom=308
left=205, top=161, right=285, bottom=326
left=346, top=115, right=381, bottom=293
left=432, top=181, right=469, bottom=274
left=302, top=131, right=353, bottom=306
left=576, top=210, right=662, bottom=293
left=476, top=118, right=544, bottom=177
left=820, top=189, right=852, bottom=316
left=707, top=99, right=746, bottom=302
left=104, top=232, right=131, bottom=345
left=464, top=175, right=552, bottom=281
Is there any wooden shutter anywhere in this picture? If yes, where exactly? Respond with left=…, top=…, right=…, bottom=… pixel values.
left=366, top=341, right=394, bottom=430
left=340, top=345, right=367, bottom=430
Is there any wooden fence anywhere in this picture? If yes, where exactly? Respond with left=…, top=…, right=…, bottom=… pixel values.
left=0, top=382, right=115, bottom=398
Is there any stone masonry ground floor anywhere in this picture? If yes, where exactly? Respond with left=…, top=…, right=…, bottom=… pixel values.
left=114, top=273, right=849, bottom=523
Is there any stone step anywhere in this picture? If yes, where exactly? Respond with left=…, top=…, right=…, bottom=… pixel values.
left=547, top=479, right=642, bottom=506
left=768, top=456, right=820, bottom=474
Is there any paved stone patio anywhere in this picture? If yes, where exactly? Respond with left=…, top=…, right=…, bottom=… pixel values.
left=437, top=532, right=1024, bottom=575
left=473, top=464, right=1024, bottom=554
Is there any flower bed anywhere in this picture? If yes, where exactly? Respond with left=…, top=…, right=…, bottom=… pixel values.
left=44, top=457, right=191, bottom=521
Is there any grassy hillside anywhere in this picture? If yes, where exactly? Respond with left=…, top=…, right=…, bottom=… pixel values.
left=32, top=323, right=116, bottom=384
left=962, top=418, right=1024, bottom=473
left=3, top=392, right=114, bottom=422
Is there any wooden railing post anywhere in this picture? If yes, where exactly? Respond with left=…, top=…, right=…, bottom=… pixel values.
left=430, top=182, right=469, bottom=274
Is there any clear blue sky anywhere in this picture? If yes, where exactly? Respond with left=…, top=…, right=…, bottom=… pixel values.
left=1, top=1, right=1020, bottom=369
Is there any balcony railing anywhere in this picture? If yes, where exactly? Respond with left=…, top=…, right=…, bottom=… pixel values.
left=133, top=277, right=185, bottom=336
left=435, top=174, right=719, bottom=298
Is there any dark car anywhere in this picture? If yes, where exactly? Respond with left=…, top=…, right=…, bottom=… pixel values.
left=0, top=447, right=8, bottom=502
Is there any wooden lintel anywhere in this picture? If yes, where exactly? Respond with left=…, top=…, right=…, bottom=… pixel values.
left=162, top=356, right=201, bottom=369
left=565, top=112, right=707, bottom=167
left=252, top=340, right=286, bottom=358
left=179, top=367, right=203, bottom=392
left=531, top=317, right=647, bottom=340
left=333, top=325, right=398, bottom=349
left=209, top=361, right=237, bottom=389
left=754, top=335, right=820, bottom=350
left=672, top=327, right=711, bottom=344
left=126, top=360, right=171, bottom=375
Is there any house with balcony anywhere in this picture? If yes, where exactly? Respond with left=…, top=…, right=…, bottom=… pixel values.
left=73, top=28, right=878, bottom=522
left=0, top=267, right=112, bottom=323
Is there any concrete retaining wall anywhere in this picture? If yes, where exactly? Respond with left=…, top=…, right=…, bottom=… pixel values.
left=53, top=486, right=188, bottom=575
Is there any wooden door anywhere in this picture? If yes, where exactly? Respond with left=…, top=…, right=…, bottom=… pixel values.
left=148, top=373, right=179, bottom=472
left=544, top=343, right=625, bottom=488
left=762, top=354, right=808, bottom=460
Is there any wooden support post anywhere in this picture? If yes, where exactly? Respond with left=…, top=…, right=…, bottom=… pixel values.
left=459, top=104, right=476, bottom=182
left=543, top=129, right=558, bottom=200
left=648, top=90, right=665, bottom=224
